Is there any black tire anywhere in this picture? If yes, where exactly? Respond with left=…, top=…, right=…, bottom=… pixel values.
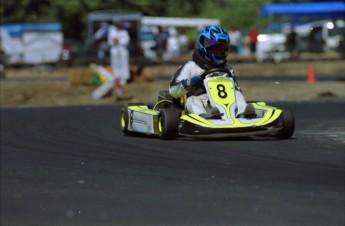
left=158, top=108, right=179, bottom=140
left=276, top=108, right=295, bottom=139
left=120, top=104, right=134, bottom=136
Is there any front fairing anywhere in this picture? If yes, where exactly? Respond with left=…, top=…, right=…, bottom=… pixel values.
left=204, top=74, right=238, bottom=119
left=180, top=74, right=283, bottom=130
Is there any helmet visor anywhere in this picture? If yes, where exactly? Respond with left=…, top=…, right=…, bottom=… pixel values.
left=205, top=41, right=230, bottom=59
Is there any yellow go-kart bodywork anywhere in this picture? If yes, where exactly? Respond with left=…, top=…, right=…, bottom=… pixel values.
left=121, top=68, right=294, bottom=140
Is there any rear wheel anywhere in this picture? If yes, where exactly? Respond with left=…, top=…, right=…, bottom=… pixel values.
left=158, top=109, right=179, bottom=140
left=276, top=108, right=295, bottom=139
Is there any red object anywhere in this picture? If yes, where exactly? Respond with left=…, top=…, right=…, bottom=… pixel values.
left=307, top=65, right=317, bottom=83
left=249, top=29, right=259, bottom=44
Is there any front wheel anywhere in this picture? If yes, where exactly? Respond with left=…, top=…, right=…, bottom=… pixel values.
left=158, top=109, right=179, bottom=140
left=121, top=104, right=134, bottom=136
left=276, top=108, right=295, bottom=139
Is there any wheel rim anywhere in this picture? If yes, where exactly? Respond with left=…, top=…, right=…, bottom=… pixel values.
left=121, top=111, right=125, bottom=129
left=158, top=116, right=163, bottom=135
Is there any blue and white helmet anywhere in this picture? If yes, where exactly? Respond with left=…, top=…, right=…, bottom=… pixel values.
left=198, top=25, right=230, bottom=65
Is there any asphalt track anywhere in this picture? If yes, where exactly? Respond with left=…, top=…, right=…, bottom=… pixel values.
left=1, top=101, right=344, bottom=226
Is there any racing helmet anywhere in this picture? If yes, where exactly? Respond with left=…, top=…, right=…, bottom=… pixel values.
left=198, top=25, right=230, bottom=65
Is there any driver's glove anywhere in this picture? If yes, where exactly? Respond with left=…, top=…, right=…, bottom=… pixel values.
left=182, top=75, right=203, bottom=89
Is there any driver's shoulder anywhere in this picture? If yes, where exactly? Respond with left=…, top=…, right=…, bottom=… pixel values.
left=225, top=65, right=236, bottom=76
left=182, top=60, right=204, bottom=74
left=225, top=64, right=234, bottom=70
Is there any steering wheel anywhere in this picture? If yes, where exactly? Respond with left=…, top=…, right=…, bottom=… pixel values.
left=200, top=68, right=231, bottom=79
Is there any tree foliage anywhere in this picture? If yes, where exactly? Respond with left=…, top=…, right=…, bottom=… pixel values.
left=1, top=0, right=274, bottom=40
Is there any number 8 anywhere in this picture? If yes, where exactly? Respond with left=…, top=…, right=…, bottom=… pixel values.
left=217, top=84, right=227, bottom=99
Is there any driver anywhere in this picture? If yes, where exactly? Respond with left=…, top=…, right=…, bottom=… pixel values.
left=169, top=25, right=255, bottom=119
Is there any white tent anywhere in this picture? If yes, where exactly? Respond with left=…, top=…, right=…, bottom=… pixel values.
left=142, top=16, right=220, bottom=30
left=0, top=23, right=63, bottom=64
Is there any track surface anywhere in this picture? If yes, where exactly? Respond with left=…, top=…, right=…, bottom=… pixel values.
left=1, top=101, right=344, bottom=226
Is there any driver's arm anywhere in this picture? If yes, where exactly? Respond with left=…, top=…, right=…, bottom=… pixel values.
left=169, top=61, right=203, bottom=98
left=169, top=65, right=188, bottom=98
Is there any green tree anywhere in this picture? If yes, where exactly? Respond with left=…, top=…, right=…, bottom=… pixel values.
left=1, top=0, right=271, bottom=40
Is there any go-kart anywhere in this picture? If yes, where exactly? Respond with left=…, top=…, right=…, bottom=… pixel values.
left=121, top=68, right=295, bottom=140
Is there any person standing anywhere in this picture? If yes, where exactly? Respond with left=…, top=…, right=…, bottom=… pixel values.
left=228, top=26, right=242, bottom=54
left=108, top=22, right=130, bottom=97
left=155, top=26, right=168, bottom=60
left=286, top=26, right=298, bottom=60
left=248, top=25, right=259, bottom=54
left=178, top=28, right=189, bottom=55
left=94, top=21, right=109, bottom=64
left=166, top=32, right=179, bottom=60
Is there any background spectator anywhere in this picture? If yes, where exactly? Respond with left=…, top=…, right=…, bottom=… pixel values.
left=0, top=44, right=6, bottom=79
left=94, top=21, right=109, bottom=64
left=154, top=26, right=168, bottom=60
left=178, top=28, right=189, bottom=55
left=108, top=22, right=130, bottom=98
left=228, top=26, right=242, bottom=54
left=166, top=31, right=179, bottom=60
left=286, top=25, right=298, bottom=60
left=249, top=25, right=259, bottom=54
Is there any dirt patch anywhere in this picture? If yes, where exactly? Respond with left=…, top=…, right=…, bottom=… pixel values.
left=1, top=59, right=344, bottom=107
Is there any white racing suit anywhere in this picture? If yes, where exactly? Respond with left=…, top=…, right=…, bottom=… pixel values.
left=108, top=25, right=130, bottom=86
left=169, top=51, right=248, bottom=117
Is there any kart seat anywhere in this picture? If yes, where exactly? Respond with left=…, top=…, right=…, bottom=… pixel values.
left=158, top=90, right=186, bottom=110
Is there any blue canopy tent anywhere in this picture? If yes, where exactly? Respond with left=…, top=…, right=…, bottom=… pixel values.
left=260, top=1, right=345, bottom=32
left=261, top=1, right=345, bottom=19
left=260, top=1, right=345, bottom=53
